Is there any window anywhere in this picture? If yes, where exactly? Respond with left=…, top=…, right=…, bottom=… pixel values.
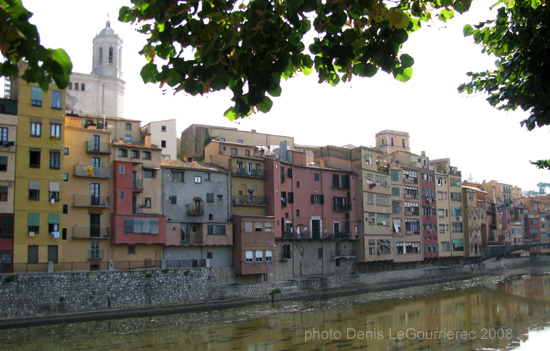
left=124, top=218, right=160, bottom=234
left=161, top=125, right=167, bottom=132
left=118, top=149, right=128, bottom=157
left=30, top=121, right=41, bottom=137
left=207, top=225, right=226, bottom=235
left=332, top=174, right=340, bottom=188
left=128, top=245, right=136, bottom=255
left=28, top=213, right=40, bottom=234
left=31, top=87, right=43, bottom=106
left=231, top=148, right=238, bottom=155
left=130, top=150, right=140, bottom=159
left=311, top=194, right=324, bottom=204
left=314, top=173, right=320, bottom=181
left=318, top=248, right=323, bottom=259
left=49, top=182, right=60, bottom=202
left=255, top=250, right=263, bottom=262
left=28, top=245, right=39, bottom=264
left=265, top=251, right=273, bottom=262
left=120, top=191, right=125, bottom=200
left=51, top=91, right=62, bottom=109
left=194, top=176, right=202, bottom=184
left=63, top=204, right=68, bottom=214
left=333, top=197, right=348, bottom=211
left=144, top=169, right=156, bottom=178
left=206, top=193, right=214, bottom=203
left=170, top=196, right=177, bottom=204
left=0, top=186, right=7, bottom=201
left=0, top=156, right=7, bottom=172
left=124, top=134, right=132, bottom=142
left=391, top=170, right=400, bottom=181
left=217, top=194, right=223, bottom=202
left=28, top=180, right=40, bottom=201
left=0, top=127, right=8, bottom=143
left=49, top=150, right=61, bottom=169
left=205, top=173, right=211, bottom=181
left=119, top=165, right=125, bottom=174
left=172, top=171, right=184, bottom=182
left=75, top=83, right=79, bottom=90
left=161, top=140, right=166, bottom=148
left=238, top=140, right=244, bottom=144
left=255, top=222, right=263, bottom=232
left=392, top=187, right=400, bottom=196
left=48, top=214, right=60, bottom=236
left=365, top=153, right=372, bottom=165
left=144, top=197, right=151, bottom=208
left=245, top=149, right=250, bottom=156
left=245, top=251, right=253, bottom=263
left=125, top=123, right=132, bottom=131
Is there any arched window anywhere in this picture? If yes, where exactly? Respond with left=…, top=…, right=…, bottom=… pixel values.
left=99, top=47, right=103, bottom=64
left=109, top=47, right=113, bottom=64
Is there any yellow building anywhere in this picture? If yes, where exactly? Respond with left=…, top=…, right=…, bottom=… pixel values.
left=12, top=75, right=66, bottom=271
left=205, top=140, right=268, bottom=216
left=61, top=115, right=113, bottom=269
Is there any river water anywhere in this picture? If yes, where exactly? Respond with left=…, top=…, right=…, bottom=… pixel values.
left=2, top=270, right=550, bottom=351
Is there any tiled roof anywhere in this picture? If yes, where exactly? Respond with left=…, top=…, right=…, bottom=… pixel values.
left=161, top=159, right=229, bottom=172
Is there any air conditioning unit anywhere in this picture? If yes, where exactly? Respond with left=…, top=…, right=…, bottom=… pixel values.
left=28, top=231, right=35, bottom=236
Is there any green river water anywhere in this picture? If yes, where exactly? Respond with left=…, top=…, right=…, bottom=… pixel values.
left=1, top=270, right=550, bottom=351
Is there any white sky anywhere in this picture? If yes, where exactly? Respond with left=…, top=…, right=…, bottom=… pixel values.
left=21, top=0, right=550, bottom=192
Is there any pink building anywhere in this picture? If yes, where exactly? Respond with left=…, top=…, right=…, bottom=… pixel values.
left=265, top=154, right=360, bottom=240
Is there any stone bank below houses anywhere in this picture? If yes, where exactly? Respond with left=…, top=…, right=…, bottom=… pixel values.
left=2, top=256, right=550, bottom=329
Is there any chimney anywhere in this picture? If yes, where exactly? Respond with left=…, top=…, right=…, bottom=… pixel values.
left=144, top=134, right=151, bottom=147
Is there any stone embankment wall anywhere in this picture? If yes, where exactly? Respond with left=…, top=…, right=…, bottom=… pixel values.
left=1, top=256, right=550, bottom=322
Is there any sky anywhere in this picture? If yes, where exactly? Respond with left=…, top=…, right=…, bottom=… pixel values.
left=19, top=0, right=550, bottom=192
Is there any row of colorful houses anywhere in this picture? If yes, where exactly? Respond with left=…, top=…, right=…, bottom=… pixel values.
left=1, top=72, right=550, bottom=280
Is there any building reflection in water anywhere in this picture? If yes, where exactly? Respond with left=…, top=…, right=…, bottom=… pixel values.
left=1, top=274, right=550, bottom=351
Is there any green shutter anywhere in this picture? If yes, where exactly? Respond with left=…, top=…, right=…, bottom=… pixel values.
left=28, top=213, right=40, bottom=226
left=48, top=213, right=60, bottom=224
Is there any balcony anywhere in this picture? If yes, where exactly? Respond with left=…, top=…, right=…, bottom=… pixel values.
left=181, top=233, right=204, bottom=245
left=72, top=226, right=110, bottom=239
left=86, top=140, right=111, bottom=154
left=132, top=178, right=143, bottom=191
left=74, top=164, right=111, bottom=178
left=232, top=195, right=268, bottom=206
left=73, top=195, right=110, bottom=208
left=185, top=203, right=204, bottom=216
left=232, top=168, right=266, bottom=178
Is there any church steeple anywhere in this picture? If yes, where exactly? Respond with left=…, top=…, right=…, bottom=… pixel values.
left=92, top=19, right=123, bottom=79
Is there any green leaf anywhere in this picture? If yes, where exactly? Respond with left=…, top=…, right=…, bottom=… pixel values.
left=463, top=24, right=474, bottom=37
left=257, top=96, right=273, bottom=113
left=400, top=54, right=414, bottom=68
left=224, top=107, right=237, bottom=121
left=140, top=63, right=159, bottom=83
left=268, top=85, right=282, bottom=97
left=393, top=67, right=413, bottom=82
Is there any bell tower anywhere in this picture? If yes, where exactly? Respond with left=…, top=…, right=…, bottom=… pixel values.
left=92, top=20, right=123, bottom=79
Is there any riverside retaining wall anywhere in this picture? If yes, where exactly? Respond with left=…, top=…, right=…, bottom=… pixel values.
left=2, top=256, right=550, bottom=323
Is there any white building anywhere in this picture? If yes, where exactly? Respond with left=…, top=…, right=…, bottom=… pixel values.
left=66, top=21, right=125, bottom=118
left=141, top=119, right=177, bottom=159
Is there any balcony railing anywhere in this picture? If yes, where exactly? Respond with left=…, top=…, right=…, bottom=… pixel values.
left=181, top=233, right=204, bottom=245
left=232, top=195, right=268, bottom=206
left=73, top=195, right=110, bottom=207
left=86, top=140, right=111, bottom=154
left=232, top=168, right=266, bottom=178
left=185, top=204, right=204, bottom=216
left=72, top=226, right=110, bottom=239
left=132, top=178, right=143, bottom=190
left=74, top=164, right=111, bottom=178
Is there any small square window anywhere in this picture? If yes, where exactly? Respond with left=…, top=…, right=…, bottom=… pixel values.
left=63, top=147, right=69, bottom=156
left=194, top=176, right=202, bottom=184
left=144, top=197, right=151, bottom=208
left=128, top=245, right=136, bottom=254
left=142, top=151, right=151, bottom=160
left=63, top=173, right=69, bottom=181
left=118, top=149, right=128, bottom=157
left=161, top=125, right=167, bottom=132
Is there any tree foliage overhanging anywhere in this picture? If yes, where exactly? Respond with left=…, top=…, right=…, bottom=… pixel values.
left=119, top=0, right=472, bottom=120
left=0, top=0, right=72, bottom=90
left=458, top=0, right=550, bottom=169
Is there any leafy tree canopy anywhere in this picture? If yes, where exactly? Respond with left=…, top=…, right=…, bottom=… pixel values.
left=0, top=0, right=72, bottom=90
left=458, top=0, right=550, bottom=168
left=120, top=0, right=472, bottom=120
